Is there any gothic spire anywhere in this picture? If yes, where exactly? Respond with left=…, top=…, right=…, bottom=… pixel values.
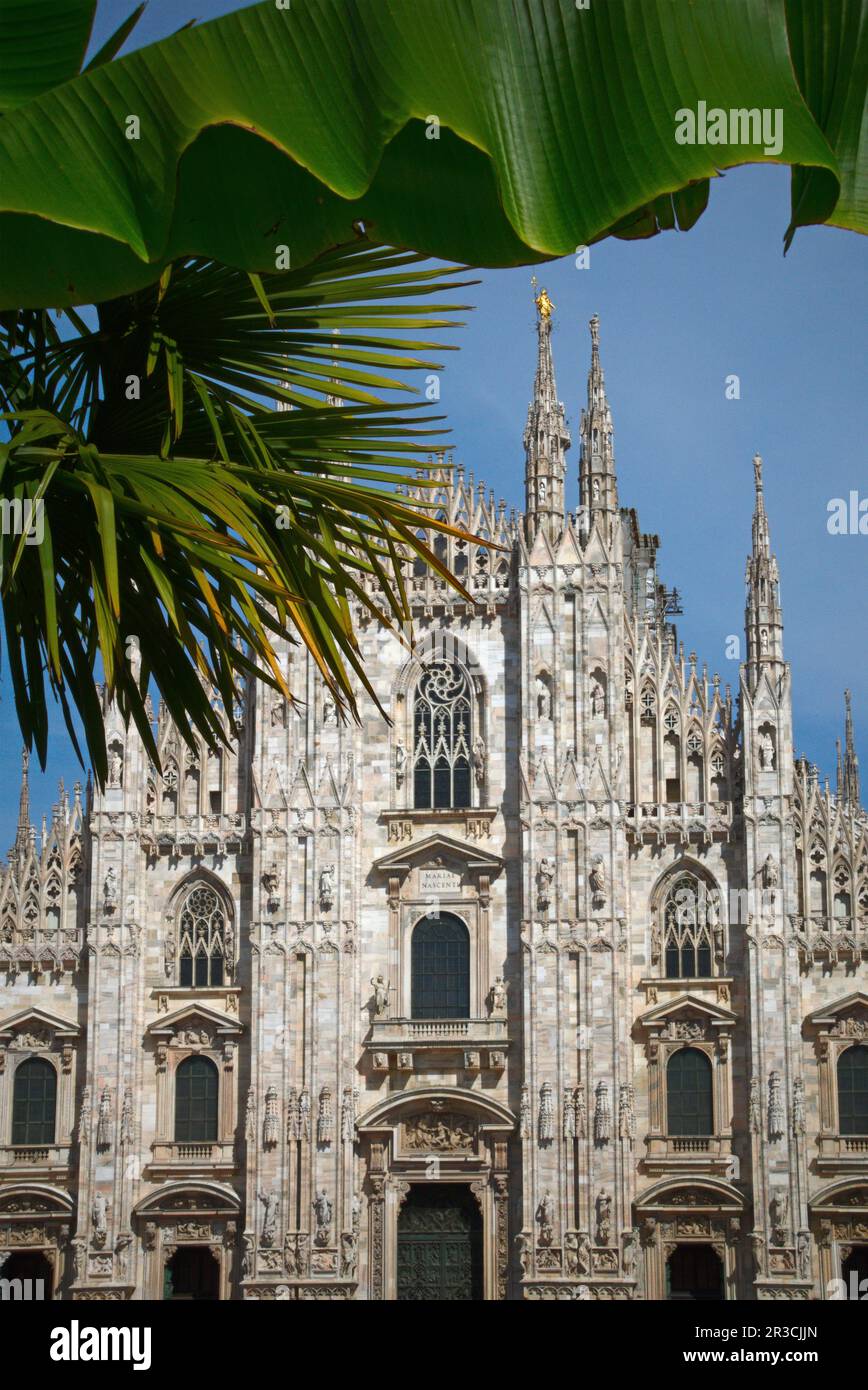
left=14, top=747, right=32, bottom=859
left=843, top=688, right=861, bottom=807
left=523, top=283, right=570, bottom=543
left=579, top=313, right=618, bottom=526
left=744, top=453, right=784, bottom=682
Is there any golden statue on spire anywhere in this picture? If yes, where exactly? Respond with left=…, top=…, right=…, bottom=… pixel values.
left=531, top=276, right=554, bottom=320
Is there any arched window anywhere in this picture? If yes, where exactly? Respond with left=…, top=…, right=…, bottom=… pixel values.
left=413, top=661, right=473, bottom=810
left=174, top=1056, right=219, bottom=1143
left=667, top=1048, right=713, bottom=1136
left=411, top=913, right=470, bottom=1019
left=838, top=1046, right=868, bottom=1135
left=177, top=883, right=227, bottom=987
left=662, top=872, right=716, bottom=978
left=12, top=1058, right=57, bottom=1146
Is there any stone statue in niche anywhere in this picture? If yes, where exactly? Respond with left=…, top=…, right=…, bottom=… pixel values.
left=536, top=1191, right=555, bottom=1247
left=103, top=867, right=118, bottom=910
left=322, top=690, right=338, bottom=726
left=536, top=857, right=554, bottom=911
left=298, top=1088, right=311, bottom=1139
left=340, top=1230, right=358, bottom=1279
left=536, top=676, right=552, bottom=720
left=758, top=853, right=779, bottom=917
left=769, top=1189, right=789, bottom=1245
left=371, top=973, right=390, bottom=1018
left=758, top=728, right=776, bottom=770
left=472, top=737, right=486, bottom=788
left=270, top=695, right=286, bottom=728
left=489, top=975, right=508, bottom=1017
left=394, top=739, right=407, bottom=788
left=91, top=1191, right=108, bottom=1248
left=797, top=1231, right=811, bottom=1280
left=262, top=866, right=281, bottom=912
left=650, top=921, right=662, bottom=965
left=319, top=864, right=336, bottom=912
left=312, top=1189, right=333, bottom=1247
left=595, top=1189, right=612, bottom=1247
left=107, top=745, right=124, bottom=789
left=96, top=1087, right=112, bottom=1149
left=589, top=856, right=606, bottom=908
left=259, top=1189, right=279, bottom=1246
left=590, top=678, right=606, bottom=717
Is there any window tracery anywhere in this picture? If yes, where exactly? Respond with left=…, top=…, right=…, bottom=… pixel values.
left=661, top=871, right=718, bottom=979
left=176, top=883, right=228, bottom=987
left=413, top=661, right=473, bottom=810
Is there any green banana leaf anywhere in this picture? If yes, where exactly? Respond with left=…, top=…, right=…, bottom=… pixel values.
left=0, top=0, right=864, bottom=309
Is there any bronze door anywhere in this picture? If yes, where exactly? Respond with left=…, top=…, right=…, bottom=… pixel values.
left=397, top=1184, right=483, bottom=1301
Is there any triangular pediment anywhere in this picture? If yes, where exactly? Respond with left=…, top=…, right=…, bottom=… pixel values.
left=147, top=1002, right=244, bottom=1039
left=371, top=833, right=503, bottom=876
left=637, top=993, right=737, bottom=1031
left=805, top=992, right=868, bottom=1030
left=0, top=1006, right=80, bottom=1041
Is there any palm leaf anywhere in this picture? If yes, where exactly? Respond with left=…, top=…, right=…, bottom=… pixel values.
left=0, top=243, right=485, bottom=782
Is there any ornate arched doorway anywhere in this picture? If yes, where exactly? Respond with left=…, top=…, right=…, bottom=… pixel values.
left=357, top=1087, right=513, bottom=1301
left=164, top=1245, right=221, bottom=1300
left=634, top=1179, right=745, bottom=1300
left=133, top=1181, right=240, bottom=1300
left=1, top=1249, right=54, bottom=1299
left=0, top=1185, right=72, bottom=1298
left=397, top=1183, right=483, bottom=1301
left=810, top=1180, right=868, bottom=1299
left=666, top=1243, right=724, bottom=1300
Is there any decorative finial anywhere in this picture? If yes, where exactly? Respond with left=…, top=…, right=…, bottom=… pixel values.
left=589, top=313, right=600, bottom=349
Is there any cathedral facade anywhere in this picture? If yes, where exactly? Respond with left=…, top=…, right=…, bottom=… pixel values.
left=0, top=300, right=866, bottom=1302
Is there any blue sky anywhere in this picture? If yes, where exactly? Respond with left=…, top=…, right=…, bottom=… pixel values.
left=1, top=0, right=865, bottom=848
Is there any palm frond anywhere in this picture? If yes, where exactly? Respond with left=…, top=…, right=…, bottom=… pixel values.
left=0, top=242, right=484, bottom=782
